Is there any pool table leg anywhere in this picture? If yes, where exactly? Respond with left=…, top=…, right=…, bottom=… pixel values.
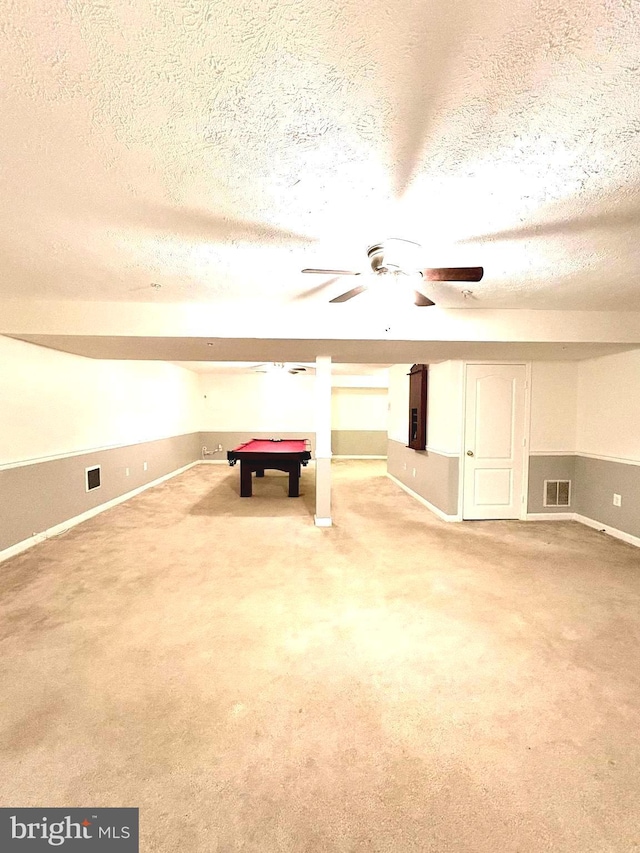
left=288, top=466, right=300, bottom=498
left=240, top=462, right=253, bottom=497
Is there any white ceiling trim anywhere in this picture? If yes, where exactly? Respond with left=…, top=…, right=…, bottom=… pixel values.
left=4, top=302, right=640, bottom=344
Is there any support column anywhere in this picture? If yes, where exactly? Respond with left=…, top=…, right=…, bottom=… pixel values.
left=314, top=355, right=332, bottom=527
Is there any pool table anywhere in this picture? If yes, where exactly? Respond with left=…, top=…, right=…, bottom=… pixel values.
left=227, top=439, right=312, bottom=497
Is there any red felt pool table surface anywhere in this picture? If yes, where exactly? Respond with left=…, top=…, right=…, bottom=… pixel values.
left=233, top=439, right=309, bottom=454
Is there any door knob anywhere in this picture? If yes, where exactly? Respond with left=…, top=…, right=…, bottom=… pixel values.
left=466, top=450, right=474, bottom=456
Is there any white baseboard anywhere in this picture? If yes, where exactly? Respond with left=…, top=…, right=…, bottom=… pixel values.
left=526, top=512, right=576, bottom=521
left=314, top=516, right=333, bottom=527
left=0, top=461, right=199, bottom=564
left=574, top=514, right=640, bottom=549
left=386, top=473, right=461, bottom=522
left=526, top=511, right=639, bottom=548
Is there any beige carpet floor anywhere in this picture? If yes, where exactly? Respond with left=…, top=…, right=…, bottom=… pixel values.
left=1, top=460, right=640, bottom=852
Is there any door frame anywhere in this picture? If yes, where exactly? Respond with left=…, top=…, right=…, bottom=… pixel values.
left=457, top=361, right=532, bottom=521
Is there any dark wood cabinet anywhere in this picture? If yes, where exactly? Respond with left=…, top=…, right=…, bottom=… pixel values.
left=408, top=364, right=428, bottom=450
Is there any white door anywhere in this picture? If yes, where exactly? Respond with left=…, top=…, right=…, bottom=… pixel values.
left=462, top=364, right=527, bottom=520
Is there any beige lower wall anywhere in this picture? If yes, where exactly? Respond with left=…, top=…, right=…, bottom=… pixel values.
left=527, top=456, right=576, bottom=514
left=528, top=454, right=640, bottom=538
left=0, top=433, right=201, bottom=553
left=331, top=430, right=387, bottom=456
left=386, top=440, right=459, bottom=516
left=575, top=456, right=640, bottom=538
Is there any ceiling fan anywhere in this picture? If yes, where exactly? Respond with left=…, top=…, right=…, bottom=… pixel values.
left=251, top=362, right=311, bottom=374
left=302, top=238, right=483, bottom=305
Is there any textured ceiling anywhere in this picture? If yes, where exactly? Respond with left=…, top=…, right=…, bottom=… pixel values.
left=1, top=0, right=640, bottom=313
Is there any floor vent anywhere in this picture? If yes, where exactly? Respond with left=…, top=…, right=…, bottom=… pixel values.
left=544, top=479, right=571, bottom=507
left=85, top=465, right=101, bottom=492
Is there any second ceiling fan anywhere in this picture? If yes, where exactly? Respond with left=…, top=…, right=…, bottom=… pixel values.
left=302, top=238, right=483, bottom=306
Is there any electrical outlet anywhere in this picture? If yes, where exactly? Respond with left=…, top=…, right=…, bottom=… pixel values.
left=403, top=462, right=407, bottom=470
left=125, top=467, right=130, bottom=477
left=143, top=461, right=148, bottom=472
left=412, top=468, right=416, bottom=477
left=613, top=493, right=622, bottom=507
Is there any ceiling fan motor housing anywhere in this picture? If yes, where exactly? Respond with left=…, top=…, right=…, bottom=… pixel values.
left=367, top=238, right=421, bottom=275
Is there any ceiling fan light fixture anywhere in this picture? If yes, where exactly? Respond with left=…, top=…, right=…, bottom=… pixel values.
left=370, top=238, right=422, bottom=274
left=253, top=362, right=311, bottom=374
left=254, top=362, right=286, bottom=373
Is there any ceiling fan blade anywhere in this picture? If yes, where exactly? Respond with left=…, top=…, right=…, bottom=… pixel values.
left=302, top=268, right=361, bottom=275
left=329, top=284, right=368, bottom=303
left=423, top=267, right=484, bottom=282
left=293, top=276, right=342, bottom=302
left=414, top=290, right=435, bottom=307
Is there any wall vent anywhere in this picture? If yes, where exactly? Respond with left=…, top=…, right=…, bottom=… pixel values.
left=85, top=465, right=101, bottom=492
left=544, top=479, right=571, bottom=507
